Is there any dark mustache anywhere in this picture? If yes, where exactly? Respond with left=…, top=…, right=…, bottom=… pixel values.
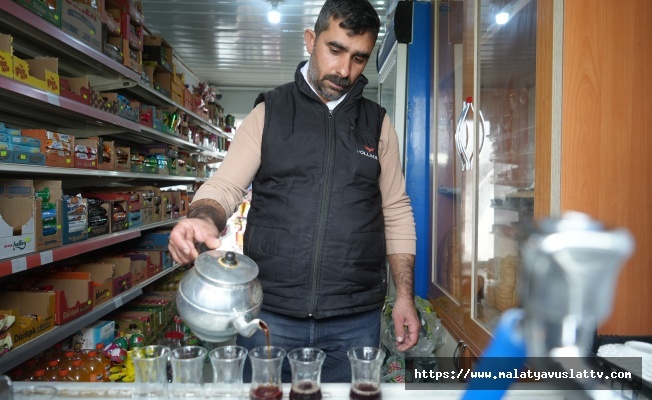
left=323, top=74, right=351, bottom=89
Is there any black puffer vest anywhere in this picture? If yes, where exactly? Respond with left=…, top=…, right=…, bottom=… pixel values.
left=243, top=62, right=387, bottom=319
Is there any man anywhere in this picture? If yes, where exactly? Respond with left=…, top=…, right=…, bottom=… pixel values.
left=168, top=0, right=420, bottom=382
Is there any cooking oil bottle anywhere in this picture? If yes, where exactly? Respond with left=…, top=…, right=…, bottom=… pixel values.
left=84, top=350, right=105, bottom=382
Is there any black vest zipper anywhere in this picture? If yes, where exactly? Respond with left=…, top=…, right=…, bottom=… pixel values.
left=307, top=110, right=336, bottom=316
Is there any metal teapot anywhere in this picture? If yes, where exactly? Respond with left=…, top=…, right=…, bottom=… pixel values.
left=176, top=247, right=264, bottom=342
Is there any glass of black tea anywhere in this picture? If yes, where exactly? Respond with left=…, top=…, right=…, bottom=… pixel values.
left=287, top=347, right=326, bottom=400
left=248, top=346, right=286, bottom=400
left=347, top=347, right=385, bottom=400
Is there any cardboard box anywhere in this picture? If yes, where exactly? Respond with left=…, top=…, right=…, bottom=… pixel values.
left=15, top=0, right=63, bottom=27
left=74, top=263, right=114, bottom=308
left=12, top=56, right=60, bottom=95
left=59, top=77, right=91, bottom=105
left=33, top=180, right=63, bottom=252
left=81, top=190, right=140, bottom=212
left=142, top=35, right=173, bottom=72
left=0, top=291, right=55, bottom=351
left=61, top=0, right=102, bottom=51
left=99, top=256, right=133, bottom=295
left=0, top=180, right=36, bottom=260
left=87, top=201, right=110, bottom=238
left=36, top=272, right=93, bottom=325
left=0, top=34, right=13, bottom=79
left=107, top=37, right=142, bottom=73
left=21, top=130, right=75, bottom=168
left=74, top=137, right=99, bottom=169
left=72, top=320, right=115, bottom=349
left=124, top=252, right=147, bottom=285
left=134, top=229, right=171, bottom=250
left=114, top=145, right=130, bottom=172
left=111, top=310, right=153, bottom=338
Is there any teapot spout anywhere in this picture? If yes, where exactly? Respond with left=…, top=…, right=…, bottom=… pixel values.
left=233, top=316, right=265, bottom=338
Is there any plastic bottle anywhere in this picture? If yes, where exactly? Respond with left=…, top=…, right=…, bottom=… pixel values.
left=60, top=350, right=75, bottom=372
left=43, top=359, right=60, bottom=382
left=22, top=358, right=38, bottom=381
left=95, top=343, right=111, bottom=381
left=72, top=342, right=87, bottom=362
left=124, top=323, right=141, bottom=341
left=84, top=350, right=105, bottom=382
left=58, top=369, right=75, bottom=382
left=31, top=369, right=47, bottom=381
left=69, top=359, right=90, bottom=382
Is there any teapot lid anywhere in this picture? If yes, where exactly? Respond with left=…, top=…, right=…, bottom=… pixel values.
left=194, top=250, right=259, bottom=284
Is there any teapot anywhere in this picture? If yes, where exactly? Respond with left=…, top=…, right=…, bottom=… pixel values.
left=176, top=247, right=264, bottom=342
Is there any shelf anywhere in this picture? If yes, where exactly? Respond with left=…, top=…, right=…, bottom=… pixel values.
left=0, top=3, right=232, bottom=141
left=0, top=163, right=204, bottom=184
left=0, top=76, right=224, bottom=158
left=0, top=263, right=184, bottom=374
left=0, top=218, right=182, bottom=279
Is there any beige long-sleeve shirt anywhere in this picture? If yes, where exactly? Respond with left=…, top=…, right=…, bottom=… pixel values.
left=192, top=102, right=417, bottom=255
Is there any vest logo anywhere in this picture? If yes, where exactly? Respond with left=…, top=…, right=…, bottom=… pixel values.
left=357, top=148, right=378, bottom=160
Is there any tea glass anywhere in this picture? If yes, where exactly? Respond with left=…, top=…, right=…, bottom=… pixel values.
left=208, top=345, right=248, bottom=398
left=248, top=346, right=286, bottom=400
left=287, top=348, right=325, bottom=400
left=170, top=345, right=208, bottom=398
left=347, top=347, right=385, bottom=400
left=132, top=345, right=171, bottom=400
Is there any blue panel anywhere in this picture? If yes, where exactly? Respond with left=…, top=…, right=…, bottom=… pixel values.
left=404, top=1, right=432, bottom=298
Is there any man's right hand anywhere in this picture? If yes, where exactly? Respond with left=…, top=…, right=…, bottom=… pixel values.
left=168, top=218, right=223, bottom=264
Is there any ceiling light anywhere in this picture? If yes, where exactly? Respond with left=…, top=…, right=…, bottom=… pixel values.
left=268, top=1, right=281, bottom=24
left=495, top=12, right=509, bottom=25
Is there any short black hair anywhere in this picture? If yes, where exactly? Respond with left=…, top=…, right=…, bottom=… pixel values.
left=314, top=0, right=381, bottom=38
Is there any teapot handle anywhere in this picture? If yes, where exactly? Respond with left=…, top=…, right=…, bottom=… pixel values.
left=196, top=242, right=212, bottom=254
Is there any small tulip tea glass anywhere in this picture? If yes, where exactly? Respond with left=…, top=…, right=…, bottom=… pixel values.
left=132, top=345, right=171, bottom=400
left=169, top=345, right=208, bottom=397
left=209, top=345, right=248, bottom=399
left=347, top=347, right=385, bottom=400
left=248, top=346, right=286, bottom=400
left=287, top=347, right=326, bottom=400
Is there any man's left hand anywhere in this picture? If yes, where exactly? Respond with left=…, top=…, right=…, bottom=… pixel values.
left=391, top=296, right=421, bottom=352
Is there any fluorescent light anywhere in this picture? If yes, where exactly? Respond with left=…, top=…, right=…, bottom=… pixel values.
left=495, top=12, right=509, bottom=25
left=268, top=3, right=281, bottom=23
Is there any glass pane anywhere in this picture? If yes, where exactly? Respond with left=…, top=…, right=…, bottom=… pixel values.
left=379, top=61, right=397, bottom=123
left=473, top=0, right=538, bottom=331
left=432, top=0, right=474, bottom=324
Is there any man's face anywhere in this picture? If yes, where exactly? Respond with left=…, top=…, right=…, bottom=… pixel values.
left=304, top=17, right=377, bottom=103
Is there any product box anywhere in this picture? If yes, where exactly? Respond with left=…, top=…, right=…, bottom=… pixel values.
left=81, top=190, right=140, bottom=212
left=74, top=263, right=114, bottom=308
left=72, top=320, right=115, bottom=349
left=142, top=35, right=173, bottom=72
left=96, top=256, right=132, bottom=295
left=12, top=56, right=60, bottom=95
left=59, top=77, right=91, bottom=105
left=33, top=180, right=63, bottom=252
left=114, top=145, right=130, bottom=172
left=0, top=291, right=55, bottom=352
left=15, top=0, right=63, bottom=27
left=0, top=180, right=36, bottom=261
left=62, top=198, right=88, bottom=245
left=133, top=229, right=171, bottom=250
left=111, top=310, right=153, bottom=338
left=107, top=37, right=142, bottom=74
left=74, top=137, right=99, bottom=169
left=21, top=130, right=75, bottom=168
left=87, top=200, right=110, bottom=238
left=36, top=272, right=93, bottom=325
left=124, top=252, right=147, bottom=285
left=137, top=294, right=174, bottom=323
left=128, top=210, right=142, bottom=228
left=110, top=200, right=129, bottom=232
left=61, top=0, right=102, bottom=51
left=0, top=34, right=13, bottom=79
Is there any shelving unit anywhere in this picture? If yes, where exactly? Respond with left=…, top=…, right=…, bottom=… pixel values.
left=0, top=2, right=224, bottom=374
left=0, top=262, right=184, bottom=374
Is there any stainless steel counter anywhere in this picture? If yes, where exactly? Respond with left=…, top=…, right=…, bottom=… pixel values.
left=10, top=381, right=569, bottom=400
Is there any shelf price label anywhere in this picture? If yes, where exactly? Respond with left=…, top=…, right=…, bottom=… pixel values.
left=40, top=250, right=53, bottom=265
left=11, top=257, right=27, bottom=273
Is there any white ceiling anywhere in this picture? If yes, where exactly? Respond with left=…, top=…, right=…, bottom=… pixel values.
left=139, top=0, right=388, bottom=91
